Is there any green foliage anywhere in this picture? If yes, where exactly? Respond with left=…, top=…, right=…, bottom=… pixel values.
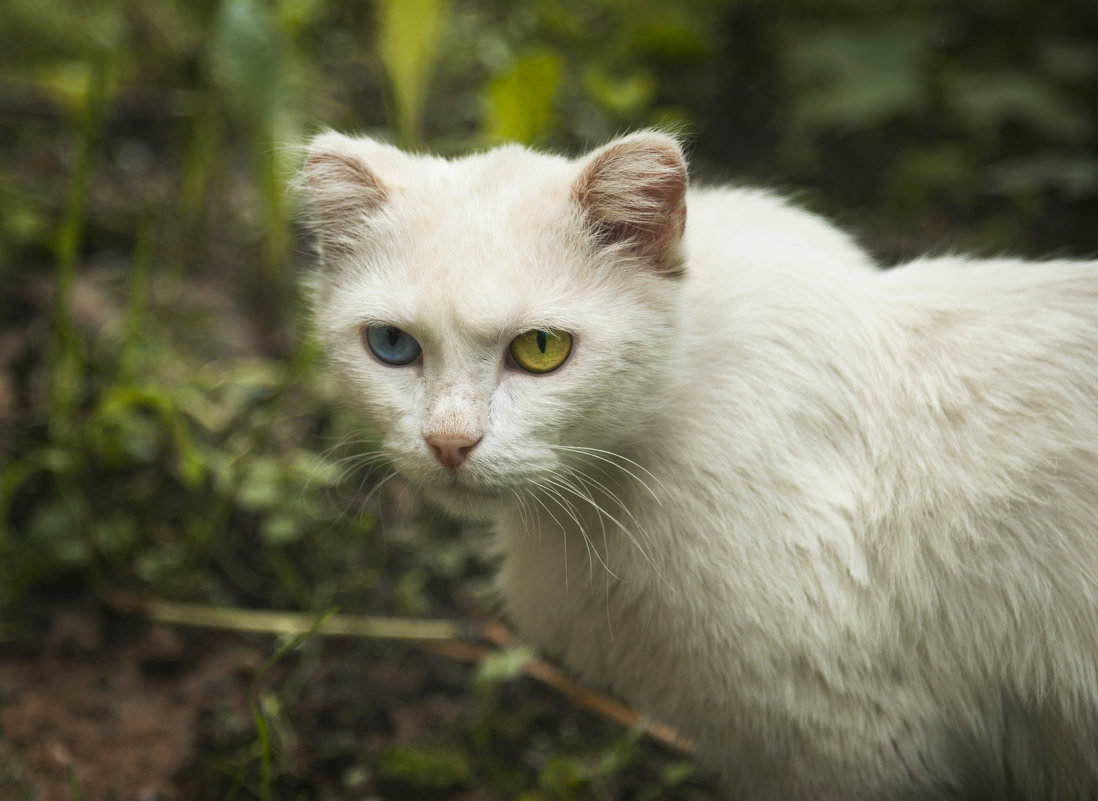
left=771, top=6, right=1098, bottom=250
left=951, top=70, right=1094, bottom=144
left=786, top=19, right=939, bottom=135
left=211, top=0, right=293, bottom=141
left=474, top=644, right=537, bottom=687
left=515, top=721, right=695, bottom=801
left=2, top=0, right=1097, bottom=797
left=0, top=308, right=368, bottom=608
left=582, top=67, right=657, bottom=120
left=375, top=744, right=474, bottom=790
left=50, top=33, right=118, bottom=445
left=247, top=609, right=334, bottom=800
left=377, top=0, right=450, bottom=146
left=485, top=48, right=561, bottom=144
left=988, top=152, right=1098, bottom=199
left=211, top=0, right=301, bottom=299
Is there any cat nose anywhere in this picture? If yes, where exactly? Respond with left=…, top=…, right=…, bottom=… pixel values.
left=425, top=434, right=481, bottom=469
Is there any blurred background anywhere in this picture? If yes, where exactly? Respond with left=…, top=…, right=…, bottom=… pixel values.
left=1, top=0, right=1096, bottom=798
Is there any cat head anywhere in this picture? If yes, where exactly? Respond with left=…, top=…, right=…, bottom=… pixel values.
left=300, top=131, right=688, bottom=519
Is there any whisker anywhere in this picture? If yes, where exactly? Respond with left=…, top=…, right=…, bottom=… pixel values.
left=509, top=487, right=532, bottom=536
left=356, top=469, right=402, bottom=515
left=547, top=471, right=666, bottom=588
left=546, top=473, right=618, bottom=639
left=565, top=465, right=651, bottom=542
left=525, top=478, right=581, bottom=591
left=542, top=474, right=603, bottom=586
left=567, top=466, right=665, bottom=580
left=525, top=478, right=571, bottom=539
left=549, top=444, right=666, bottom=505
left=533, top=480, right=580, bottom=592
left=542, top=473, right=626, bottom=585
left=531, top=474, right=599, bottom=585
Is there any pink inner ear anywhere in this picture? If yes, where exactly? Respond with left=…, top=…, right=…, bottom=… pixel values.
left=573, top=136, right=688, bottom=275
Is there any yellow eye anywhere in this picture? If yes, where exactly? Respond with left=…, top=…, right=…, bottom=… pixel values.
left=509, top=330, right=573, bottom=374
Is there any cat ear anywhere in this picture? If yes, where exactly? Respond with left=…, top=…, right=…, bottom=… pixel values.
left=573, top=131, right=688, bottom=276
left=299, top=132, right=390, bottom=257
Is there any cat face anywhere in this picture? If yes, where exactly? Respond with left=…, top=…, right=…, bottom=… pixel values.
left=302, top=132, right=688, bottom=519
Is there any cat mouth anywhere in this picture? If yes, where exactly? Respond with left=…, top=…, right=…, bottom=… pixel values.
left=411, top=455, right=536, bottom=513
left=421, top=475, right=506, bottom=520
left=437, top=475, right=503, bottom=499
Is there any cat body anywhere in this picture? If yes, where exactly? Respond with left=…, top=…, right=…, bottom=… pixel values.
left=301, top=131, right=1098, bottom=800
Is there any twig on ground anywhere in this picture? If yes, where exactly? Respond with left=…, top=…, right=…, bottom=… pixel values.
left=139, top=598, right=694, bottom=756
left=144, top=598, right=465, bottom=641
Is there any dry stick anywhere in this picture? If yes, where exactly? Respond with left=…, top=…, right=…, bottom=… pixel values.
left=143, top=599, right=693, bottom=755
left=145, top=599, right=465, bottom=641
left=417, top=639, right=691, bottom=753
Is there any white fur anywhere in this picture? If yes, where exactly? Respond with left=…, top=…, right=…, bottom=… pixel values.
left=302, top=131, right=1098, bottom=800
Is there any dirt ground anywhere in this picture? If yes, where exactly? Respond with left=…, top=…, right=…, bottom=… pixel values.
left=0, top=598, right=257, bottom=801
left=0, top=595, right=714, bottom=801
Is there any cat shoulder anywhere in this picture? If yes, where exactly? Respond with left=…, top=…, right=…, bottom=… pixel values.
left=685, top=184, right=876, bottom=276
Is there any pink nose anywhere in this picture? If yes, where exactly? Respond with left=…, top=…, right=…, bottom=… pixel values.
left=425, top=434, right=481, bottom=469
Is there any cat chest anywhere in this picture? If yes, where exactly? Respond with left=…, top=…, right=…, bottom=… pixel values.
left=492, top=512, right=756, bottom=723
left=492, top=502, right=892, bottom=720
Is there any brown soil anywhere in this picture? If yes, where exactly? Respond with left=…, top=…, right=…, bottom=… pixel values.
left=0, top=596, right=714, bottom=801
left=0, top=599, right=261, bottom=801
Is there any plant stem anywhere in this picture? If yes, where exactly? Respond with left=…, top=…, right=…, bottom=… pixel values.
left=145, top=598, right=466, bottom=640
left=51, top=51, right=112, bottom=442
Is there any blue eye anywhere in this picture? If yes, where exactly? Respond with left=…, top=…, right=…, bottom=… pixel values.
left=364, top=325, right=422, bottom=365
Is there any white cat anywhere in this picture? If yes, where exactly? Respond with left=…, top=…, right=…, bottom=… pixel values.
left=300, top=130, right=1098, bottom=800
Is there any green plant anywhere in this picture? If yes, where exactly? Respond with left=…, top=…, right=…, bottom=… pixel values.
left=377, top=0, right=450, bottom=146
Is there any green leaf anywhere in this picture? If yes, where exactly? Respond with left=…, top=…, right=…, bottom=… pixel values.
left=538, top=756, right=586, bottom=795
left=660, top=761, right=695, bottom=787
left=395, top=567, right=430, bottom=616
left=1038, top=39, right=1098, bottom=83
left=485, top=49, right=561, bottom=144
left=376, top=0, right=448, bottom=146
left=168, top=414, right=206, bottom=489
left=135, top=543, right=186, bottom=584
left=473, top=645, right=536, bottom=687
left=950, top=71, right=1094, bottom=144
left=260, top=512, right=302, bottom=546
left=276, top=0, right=325, bottom=35
left=786, top=19, right=943, bottom=133
left=94, top=515, right=138, bottom=561
left=211, top=0, right=290, bottom=137
left=987, top=152, right=1098, bottom=198
left=237, top=458, right=284, bottom=511
left=886, top=144, right=975, bottom=208
left=33, top=62, right=97, bottom=118
left=26, top=501, right=86, bottom=569
left=29, top=446, right=76, bottom=476
left=374, top=744, right=473, bottom=789
left=583, top=67, right=657, bottom=119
